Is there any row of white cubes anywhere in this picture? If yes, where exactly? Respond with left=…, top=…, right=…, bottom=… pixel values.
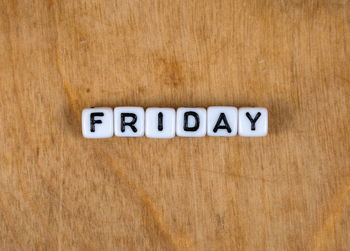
left=82, top=107, right=268, bottom=138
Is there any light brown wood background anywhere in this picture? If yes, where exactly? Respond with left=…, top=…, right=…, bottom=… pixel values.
left=0, top=0, right=349, bottom=250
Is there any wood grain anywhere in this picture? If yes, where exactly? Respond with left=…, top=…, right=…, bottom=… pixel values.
left=0, top=0, right=349, bottom=250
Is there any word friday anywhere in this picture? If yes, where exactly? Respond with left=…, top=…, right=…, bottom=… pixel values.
left=82, top=107, right=268, bottom=138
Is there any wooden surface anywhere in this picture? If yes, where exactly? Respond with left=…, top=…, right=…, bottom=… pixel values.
left=0, top=0, right=349, bottom=250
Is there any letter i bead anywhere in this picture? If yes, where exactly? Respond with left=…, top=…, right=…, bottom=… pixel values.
left=145, top=108, right=176, bottom=138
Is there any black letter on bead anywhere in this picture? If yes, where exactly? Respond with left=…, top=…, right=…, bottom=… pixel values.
left=121, top=113, right=137, bottom=132
left=245, top=112, right=261, bottom=131
left=90, top=112, right=104, bottom=132
left=213, top=113, right=232, bottom=133
left=158, top=112, right=163, bottom=131
left=184, top=112, right=200, bottom=131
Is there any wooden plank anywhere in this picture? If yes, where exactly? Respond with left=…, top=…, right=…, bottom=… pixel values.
left=0, top=0, right=349, bottom=250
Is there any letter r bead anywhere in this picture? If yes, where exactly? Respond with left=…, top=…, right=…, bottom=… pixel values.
left=114, top=107, right=145, bottom=137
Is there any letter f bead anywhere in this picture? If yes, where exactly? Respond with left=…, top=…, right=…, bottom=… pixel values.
left=82, top=107, right=114, bottom=138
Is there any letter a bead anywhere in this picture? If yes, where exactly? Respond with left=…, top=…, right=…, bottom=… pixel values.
left=207, top=106, right=238, bottom=136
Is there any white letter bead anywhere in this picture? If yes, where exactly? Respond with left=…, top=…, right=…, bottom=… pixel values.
left=207, top=106, right=238, bottom=136
left=114, top=107, right=145, bottom=137
left=82, top=107, right=114, bottom=138
left=145, top=108, right=176, bottom=138
left=238, top=107, right=268, bottom=137
left=176, top=108, right=206, bottom=137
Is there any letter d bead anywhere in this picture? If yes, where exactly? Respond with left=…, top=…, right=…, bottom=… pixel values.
left=176, top=108, right=207, bottom=137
